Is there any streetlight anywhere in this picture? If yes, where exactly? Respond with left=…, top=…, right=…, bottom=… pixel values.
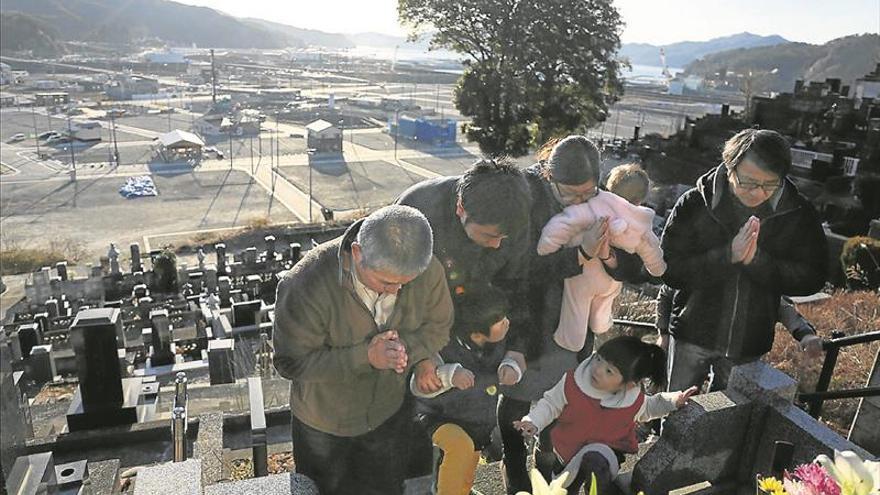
left=393, top=108, right=401, bottom=161
left=306, top=148, right=316, bottom=223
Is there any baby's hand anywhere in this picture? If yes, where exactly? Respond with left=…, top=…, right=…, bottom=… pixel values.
left=451, top=368, right=475, bottom=390
left=497, top=364, right=519, bottom=386
left=512, top=420, right=538, bottom=438
left=674, top=386, right=699, bottom=408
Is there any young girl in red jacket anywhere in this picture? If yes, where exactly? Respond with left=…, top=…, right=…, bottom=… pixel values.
left=513, top=336, right=697, bottom=493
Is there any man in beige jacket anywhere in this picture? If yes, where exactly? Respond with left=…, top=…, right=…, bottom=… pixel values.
left=273, top=205, right=454, bottom=494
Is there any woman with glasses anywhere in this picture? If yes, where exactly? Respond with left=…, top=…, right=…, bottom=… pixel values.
left=497, top=135, right=633, bottom=493
left=660, top=128, right=828, bottom=394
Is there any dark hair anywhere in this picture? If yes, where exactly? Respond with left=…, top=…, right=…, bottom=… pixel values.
left=722, top=128, right=791, bottom=177
left=597, top=336, right=667, bottom=388
left=457, top=159, right=530, bottom=235
left=451, top=284, right=509, bottom=339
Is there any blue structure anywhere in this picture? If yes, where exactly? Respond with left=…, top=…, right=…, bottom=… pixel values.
left=390, top=115, right=457, bottom=145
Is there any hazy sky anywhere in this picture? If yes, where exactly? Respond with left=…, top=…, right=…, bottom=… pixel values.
left=177, top=0, right=879, bottom=45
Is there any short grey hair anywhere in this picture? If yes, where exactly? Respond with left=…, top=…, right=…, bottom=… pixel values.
left=356, top=205, right=434, bottom=277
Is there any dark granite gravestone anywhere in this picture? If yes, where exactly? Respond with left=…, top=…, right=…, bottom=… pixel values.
left=243, top=247, right=258, bottom=266
left=55, top=261, right=68, bottom=281
left=66, top=308, right=139, bottom=431
left=189, top=272, right=204, bottom=294
left=288, top=243, right=301, bottom=264
left=264, top=235, right=276, bottom=261
left=1, top=333, right=34, bottom=487
left=27, top=344, right=56, bottom=383
left=208, top=339, right=235, bottom=385
left=45, top=298, right=59, bottom=319
left=149, top=309, right=175, bottom=366
left=218, top=277, right=232, bottom=308
left=215, top=243, right=227, bottom=274
left=16, top=323, right=41, bottom=359
left=232, top=300, right=261, bottom=328
left=131, top=243, right=142, bottom=273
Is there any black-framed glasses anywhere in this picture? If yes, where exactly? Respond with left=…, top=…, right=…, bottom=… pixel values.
left=552, top=181, right=599, bottom=205
left=731, top=168, right=781, bottom=194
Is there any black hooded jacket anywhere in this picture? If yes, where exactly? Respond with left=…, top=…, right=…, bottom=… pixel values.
left=661, top=165, right=828, bottom=359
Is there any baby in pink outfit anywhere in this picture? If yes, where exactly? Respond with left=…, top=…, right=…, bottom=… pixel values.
left=537, top=164, right=666, bottom=352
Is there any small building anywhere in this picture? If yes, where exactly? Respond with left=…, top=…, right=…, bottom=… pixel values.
left=71, top=121, right=103, bottom=142
left=390, top=115, right=457, bottom=145
left=155, top=129, right=205, bottom=162
left=0, top=92, right=16, bottom=107
left=306, top=119, right=342, bottom=152
left=34, top=92, right=70, bottom=106
left=105, top=75, right=160, bottom=100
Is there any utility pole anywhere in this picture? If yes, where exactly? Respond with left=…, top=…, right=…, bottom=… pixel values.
left=66, top=113, right=76, bottom=182
left=210, top=49, right=217, bottom=104
left=228, top=130, right=233, bottom=169
left=31, top=105, right=40, bottom=157
left=110, top=111, right=120, bottom=167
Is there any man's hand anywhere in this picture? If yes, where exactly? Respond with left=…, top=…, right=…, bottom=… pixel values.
left=674, top=386, right=699, bottom=408
left=504, top=350, right=526, bottom=373
left=451, top=368, right=475, bottom=390
left=581, top=217, right=609, bottom=259
left=414, top=359, right=443, bottom=394
left=731, top=216, right=760, bottom=264
left=742, top=219, right=760, bottom=265
left=367, top=330, right=407, bottom=372
left=800, top=334, right=824, bottom=360
left=512, top=420, right=538, bottom=438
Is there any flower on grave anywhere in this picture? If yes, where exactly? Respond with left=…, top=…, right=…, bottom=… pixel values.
left=758, top=476, right=786, bottom=495
left=515, top=469, right=569, bottom=495
left=815, top=450, right=880, bottom=495
left=790, top=463, right=841, bottom=495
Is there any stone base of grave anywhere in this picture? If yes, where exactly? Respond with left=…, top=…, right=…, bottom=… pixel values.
left=66, top=377, right=143, bottom=432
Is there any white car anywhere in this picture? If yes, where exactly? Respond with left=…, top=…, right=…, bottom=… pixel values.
left=8, top=133, right=26, bottom=142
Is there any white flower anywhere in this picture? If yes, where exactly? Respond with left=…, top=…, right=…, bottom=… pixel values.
left=815, top=450, right=880, bottom=495
left=515, top=469, right=570, bottom=495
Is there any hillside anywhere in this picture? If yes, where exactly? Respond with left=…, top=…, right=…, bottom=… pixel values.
left=241, top=18, right=353, bottom=49
left=0, top=0, right=285, bottom=49
left=619, top=32, right=788, bottom=68
left=684, top=34, right=880, bottom=92
left=0, top=12, right=65, bottom=57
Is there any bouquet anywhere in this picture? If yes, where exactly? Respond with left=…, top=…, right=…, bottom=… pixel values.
left=757, top=450, right=879, bottom=495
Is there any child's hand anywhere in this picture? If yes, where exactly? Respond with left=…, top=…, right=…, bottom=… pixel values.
left=451, top=368, right=475, bottom=390
left=512, top=420, right=538, bottom=438
left=674, top=386, right=699, bottom=408
left=498, top=364, right=519, bottom=386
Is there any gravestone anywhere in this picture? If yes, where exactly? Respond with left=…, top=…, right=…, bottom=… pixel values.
left=189, top=272, right=204, bottom=294
left=204, top=265, right=218, bottom=293
left=215, top=243, right=227, bottom=274
left=27, top=344, right=56, bottom=383
left=245, top=275, right=262, bottom=299
left=288, top=243, right=301, bottom=264
left=108, top=243, right=121, bottom=275
left=45, top=298, right=59, bottom=318
left=232, top=300, right=261, bottom=328
left=16, top=323, right=41, bottom=359
left=130, top=243, right=142, bottom=273
left=218, top=277, right=232, bottom=308
left=243, top=247, right=258, bottom=266
left=66, top=308, right=139, bottom=431
left=133, top=284, right=149, bottom=299
left=149, top=309, right=175, bottom=366
left=55, top=261, right=68, bottom=281
left=264, top=235, right=276, bottom=260
left=208, top=339, right=235, bottom=385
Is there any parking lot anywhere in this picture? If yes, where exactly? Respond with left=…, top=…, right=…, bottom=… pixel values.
left=0, top=170, right=296, bottom=257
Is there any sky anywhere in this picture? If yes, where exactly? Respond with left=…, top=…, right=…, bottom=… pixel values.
left=176, top=0, right=879, bottom=45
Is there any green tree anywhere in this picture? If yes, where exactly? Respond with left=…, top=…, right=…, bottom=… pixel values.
left=399, top=0, right=624, bottom=156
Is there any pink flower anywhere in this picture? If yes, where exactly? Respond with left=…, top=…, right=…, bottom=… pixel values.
left=792, top=463, right=841, bottom=495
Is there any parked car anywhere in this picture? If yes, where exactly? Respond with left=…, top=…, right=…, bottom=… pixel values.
left=38, top=131, right=61, bottom=140
left=8, top=133, right=26, bottom=142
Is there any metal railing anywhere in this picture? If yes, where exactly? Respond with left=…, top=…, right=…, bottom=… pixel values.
left=799, top=330, right=880, bottom=418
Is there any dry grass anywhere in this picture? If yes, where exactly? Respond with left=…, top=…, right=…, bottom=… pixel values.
left=245, top=215, right=272, bottom=231
left=765, top=290, right=879, bottom=436
left=612, top=288, right=879, bottom=436
left=0, top=236, right=88, bottom=276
